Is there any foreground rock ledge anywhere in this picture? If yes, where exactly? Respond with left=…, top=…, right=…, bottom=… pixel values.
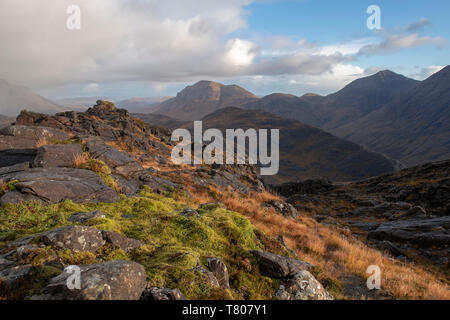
left=34, top=260, right=147, bottom=300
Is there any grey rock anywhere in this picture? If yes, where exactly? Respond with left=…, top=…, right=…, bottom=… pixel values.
left=274, top=270, right=333, bottom=300
left=140, top=287, right=186, bottom=300
left=32, top=144, right=83, bottom=168
left=101, top=230, right=143, bottom=252
left=68, top=210, right=106, bottom=223
left=42, top=260, right=147, bottom=300
left=0, top=265, right=33, bottom=290
left=0, top=167, right=120, bottom=205
left=206, top=257, right=230, bottom=289
left=265, top=200, right=298, bottom=219
left=38, top=226, right=104, bottom=253
left=250, top=250, right=312, bottom=278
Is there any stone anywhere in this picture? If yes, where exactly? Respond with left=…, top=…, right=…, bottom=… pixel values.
left=264, top=200, right=298, bottom=218
left=0, top=265, right=33, bottom=290
left=181, top=208, right=200, bottom=218
left=274, top=270, right=333, bottom=300
left=42, top=260, right=147, bottom=300
left=368, top=216, right=450, bottom=247
left=101, top=230, right=143, bottom=252
left=193, top=265, right=221, bottom=288
left=68, top=210, right=106, bottom=223
left=38, top=226, right=104, bottom=253
left=84, top=137, right=143, bottom=177
left=140, top=287, right=186, bottom=300
left=206, top=257, right=230, bottom=289
left=32, top=144, right=83, bottom=168
left=0, top=167, right=120, bottom=205
left=250, top=250, right=312, bottom=278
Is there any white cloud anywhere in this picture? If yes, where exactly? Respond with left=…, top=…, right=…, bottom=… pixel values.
left=410, top=65, right=445, bottom=80
left=82, top=83, right=99, bottom=93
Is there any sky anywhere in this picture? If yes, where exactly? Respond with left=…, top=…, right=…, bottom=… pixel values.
left=0, top=0, right=449, bottom=100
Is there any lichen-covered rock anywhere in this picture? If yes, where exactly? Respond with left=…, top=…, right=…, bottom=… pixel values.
left=206, top=257, right=230, bottom=289
left=68, top=210, right=106, bottom=223
left=101, top=230, right=143, bottom=252
left=32, top=144, right=83, bottom=168
left=250, top=250, right=312, bottom=278
left=38, top=226, right=104, bottom=253
left=264, top=200, right=298, bottom=219
left=140, top=287, right=186, bottom=300
left=193, top=265, right=221, bottom=288
left=274, top=270, right=333, bottom=300
left=41, top=260, right=147, bottom=300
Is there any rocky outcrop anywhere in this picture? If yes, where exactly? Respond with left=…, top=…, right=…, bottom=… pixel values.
left=264, top=200, right=298, bottom=219
left=250, top=251, right=312, bottom=278
left=272, top=179, right=334, bottom=197
left=38, top=226, right=104, bottom=253
left=274, top=270, right=333, bottom=300
left=368, top=217, right=450, bottom=247
left=140, top=287, right=186, bottom=300
left=84, top=137, right=143, bottom=177
left=39, top=260, right=147, bottom=300
left=101, top=230, right=143, bottom=252
left=32, top=144, right=83, bottom=168
left=0, top=167, right=120, bottom=205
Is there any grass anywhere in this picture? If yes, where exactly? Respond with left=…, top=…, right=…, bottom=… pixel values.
left=0, top=189, right=289, bottom=300
left=177, top=186, right=450, bottom=300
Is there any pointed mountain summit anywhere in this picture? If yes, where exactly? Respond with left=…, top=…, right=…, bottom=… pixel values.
left=154, top=80, right=258, bottom=121
left=334, top=65, right=450, bottom=166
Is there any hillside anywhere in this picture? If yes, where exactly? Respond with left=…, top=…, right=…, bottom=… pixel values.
left=242, top=93, right=322, bottom=127
left=334, top=66, right=450, bottom=166
left=155, top=81, right=258, bottom=121
left=0, top=101, right=447, bottom=300
left=116, top=97, right=172, bottom=113
left=0, top=79, right=62, bottom=117
left=198, top=107, right=396, bottom=184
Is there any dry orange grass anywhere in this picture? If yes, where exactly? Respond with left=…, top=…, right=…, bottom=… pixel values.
left=72, top=153, right=90, bottom=167
left=180, top=186, right=450, bottom=300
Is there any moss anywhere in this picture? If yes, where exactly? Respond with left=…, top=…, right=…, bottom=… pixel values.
left=0, top=179, right=19, bottom=197
left=50, top=138, right=81, bottom=145
left=0, top=190, right=283, bottom=300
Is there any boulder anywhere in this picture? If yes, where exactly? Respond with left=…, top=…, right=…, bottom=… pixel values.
left=0, top=167, right=120, bottom=204
left=68, top=210, right=106, bottom=223
left=250, top=250, right=312, bottom=278
left=181, top=208, right=200, bottom=218
left=264, top=200, right=298, bottom=218
left=101, top=230, right=143, bottom=252
left=0, top=125, right=69, bottom=142
left=32, top=144, right=83, bottom=168
left=41, top=260, right=147, bottom=300
left=140, top=287, right=186, bottom=300
left=193, top=265, right=221, bottom=288
left=0, top=265, right=33, bottom=291
left=274, top=270, right=333, bottom=300
left=206, top=257, right=230, bottom=289
left=84, top=137, right=142, bottom=177
left=38, top=226, right=104, bottom=253
left=368, top=216, right=450, bottom=247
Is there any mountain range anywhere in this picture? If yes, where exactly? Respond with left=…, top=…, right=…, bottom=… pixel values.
left=146, top=66, right=449, bottom=168
left=194, top=107, right=396, bottom=184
